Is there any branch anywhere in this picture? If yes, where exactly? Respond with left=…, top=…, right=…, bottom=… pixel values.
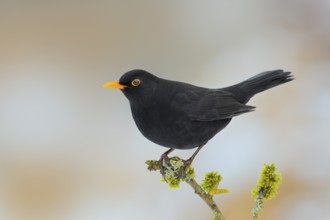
left=251, top=163, right=282, bottom=219
left=146, top=157, right=227, bottom=220
left=146, top=158, right=282, bottom=220
left=185, top=178, right=225, bottom=220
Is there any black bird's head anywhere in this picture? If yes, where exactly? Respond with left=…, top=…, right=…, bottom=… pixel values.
left=104, top=69, right=159, bottom=104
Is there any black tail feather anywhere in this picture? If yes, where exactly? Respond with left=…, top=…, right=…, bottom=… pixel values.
left=224, top=70, right=294, bottom=103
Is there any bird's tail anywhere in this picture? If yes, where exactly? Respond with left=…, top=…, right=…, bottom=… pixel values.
left=224, top=70, right=294, bottom=103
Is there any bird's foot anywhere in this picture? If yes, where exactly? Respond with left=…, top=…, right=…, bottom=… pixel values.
left=178, top=144, right=205, bottom=178
left=159, top=156, right=191, bottom=183
left=159, top=148, right=174, bottom=182
left=159, top=155, right=168, bottom=182
left=157, top=148, right=199, bottom=184
left=178, top=159, right=192, bottom=178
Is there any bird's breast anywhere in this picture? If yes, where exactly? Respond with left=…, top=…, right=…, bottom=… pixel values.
left=129, top=103, right=229, bottom=149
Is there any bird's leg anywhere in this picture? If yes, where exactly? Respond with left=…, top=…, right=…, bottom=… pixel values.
left=180, top=144, right=205, bottom=176
left=159, top=148, right=174, bottom=182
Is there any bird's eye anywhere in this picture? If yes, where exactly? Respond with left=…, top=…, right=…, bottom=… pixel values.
left=131, top=79, right=141, bottom=87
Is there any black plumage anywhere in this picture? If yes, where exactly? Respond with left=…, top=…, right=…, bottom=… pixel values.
left=104, top=69, right=293, bottom=164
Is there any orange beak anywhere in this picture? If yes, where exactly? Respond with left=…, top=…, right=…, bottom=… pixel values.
left=103, top=81, right=127, bottom=90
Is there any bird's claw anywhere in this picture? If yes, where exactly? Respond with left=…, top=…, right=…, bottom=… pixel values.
left=159, top=152, right=193, bottom=183
left=178, top=159, right=192, bottom=178
left=159, top=154, right=170, bottom=183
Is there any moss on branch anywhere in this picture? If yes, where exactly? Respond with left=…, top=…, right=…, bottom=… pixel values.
left=251, top=163, right=282, bottom=219
left=146, top=158, right=282, bottom=220
left=146, top=157, right=227, bottom=220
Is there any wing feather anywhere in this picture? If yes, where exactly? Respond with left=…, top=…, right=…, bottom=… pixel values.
left=173, top=89, right=255, bottom=121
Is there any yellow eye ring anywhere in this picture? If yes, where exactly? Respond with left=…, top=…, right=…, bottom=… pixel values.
left=131, top=79, right=141, bottom=87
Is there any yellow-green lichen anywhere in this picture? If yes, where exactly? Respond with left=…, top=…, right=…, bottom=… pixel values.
left=145, top=160, right=160, bottom=171
left=160, top=157, right=195, bottom=188
left=251, top=163, right=282, bottom=219
left=184, top=165, right=195, bottom=181
left=200, top=171, right=224, bottom=195
left=252, top=163, right=282, bottom=200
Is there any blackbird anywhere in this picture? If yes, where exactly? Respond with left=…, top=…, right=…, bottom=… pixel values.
left=104, top=69, right=293, bottom=168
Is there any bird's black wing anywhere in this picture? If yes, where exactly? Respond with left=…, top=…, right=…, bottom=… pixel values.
left=173, top=88, right=255, bottom=121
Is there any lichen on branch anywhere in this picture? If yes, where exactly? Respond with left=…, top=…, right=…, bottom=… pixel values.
left=146, top=158, right=282, bottom=220
left=146, top=157, right=195, bottom=187
left=251, top=163, right=282, bottom=219
left=200, top=171, right=230, bottom=195
left=146, top=157, right=227, bottom=220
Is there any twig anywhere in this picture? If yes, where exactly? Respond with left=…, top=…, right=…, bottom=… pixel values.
left=146, top=157, right=226, bottom=220
left=251, top=163, right=282, bottom=219
left=185, top=178, right=225, bottom=220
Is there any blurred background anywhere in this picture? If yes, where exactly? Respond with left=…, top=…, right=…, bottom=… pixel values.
left=0, top=0, right=329, bottom=219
